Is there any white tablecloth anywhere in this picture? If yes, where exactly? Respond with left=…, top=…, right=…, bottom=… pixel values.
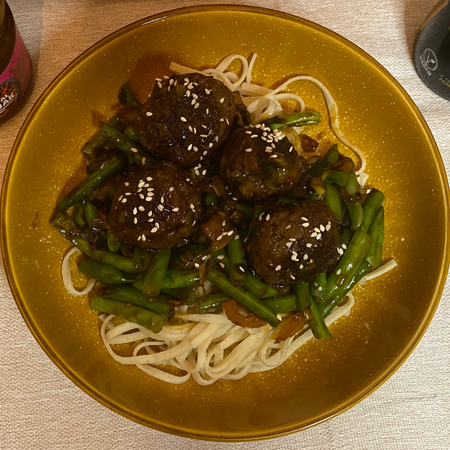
left=1, top=1, right=449, bottom=448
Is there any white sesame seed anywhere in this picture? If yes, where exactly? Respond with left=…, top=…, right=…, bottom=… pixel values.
left=303, top=254, right=309, bottom=260
left=266, top=214, right=271, bottom=221
left=157, top=205, right=164, bottom=211
left=302, top=223, right=309, bottom=227
left=172, top=207, right=179, bottom=212
left=180, top=117, right=187, bottom=122
left=306, top=243, right=313, bottom=248
left=220, top=263, right=225, bottom=269
left=342, top=244, right=347, bottom=250
left=121, top=198, right=127, bottom=203
left=290, top=274, right=296, bottom=280
left=301, top=217, right=308, bottom=221
left=205, top=88, right=211, bottom=94
left=190, top=204, right=195, bottom=211
left=194, top=263, right=200, bottom=268
left=151, top=227, right=157, bottom=233
left=141, top=235, right=146, bottom=242
left=194, top=103, right=200, bottom=109
left=131, top=147, right=138, bottom=153
left=134, top=218, right=138, bottom=224
left=133, top=207, right=137, bottom=215
left=220, top=97, right=224, bottom=103
left=320, top=225, right=325, bottom=232
left=245, top=148, right=252, bottom=152
left=157, top=81, right=162, bottom=88
left=217, top=255, right=224, bottom=260
left=336, top=269, right=342, bottom=275
left=275, top=265, right=281, bottom=271
left=146, top=111, right=153, bottom=117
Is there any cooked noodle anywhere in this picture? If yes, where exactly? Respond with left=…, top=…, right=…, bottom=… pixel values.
left=98, top=293, right=355, bottom=385
left=170, top=53, right=366, bottom=173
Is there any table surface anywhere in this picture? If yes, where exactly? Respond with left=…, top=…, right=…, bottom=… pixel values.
left=1, top=0, right=449, bottom=449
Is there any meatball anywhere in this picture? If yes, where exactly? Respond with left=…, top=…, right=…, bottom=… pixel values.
left=245, top=201, right=339, bottom=285
left=219, top=124, right=303, bottom=201
left=108, top=161, right=202, bottom=249
left=136, top=73, right=236, bottom=167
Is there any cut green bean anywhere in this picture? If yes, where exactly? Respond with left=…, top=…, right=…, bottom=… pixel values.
left=78, top=258, right=135, bottom=285
left=326, top=229, right=372, bottom=302
left=107, top=230, right=120, bottom=253
left=324, top=144, right=340, bottom=164
left=161, top=287, right=196, bottom=305
left=365, top=207, right=384, bottom=268
left=227, top=235, right=247, bottom=287
left=206, top=268, right=280, bottom=327
left=263, top=295, right=297, bottom=314
left=266, top=111, right=321, bottom=130
left=72, top=202, right=86, bottom=228
left=325, top=183, right=342, bottom=222
left=311, top=272, right=327, bottom=303
left=103, top=285, right=172, bottom=316
left=345, top=200, right=364, bottom=230
left=309, top=297, right=332, bottom=339
left=345, top=172, right=360, bottom=195
left=198, top=292, right=231, bottom=312
left=99, top=122, right=156, bottom=166
left=90, top=296, right=164, bottom=332
left=56, top=156, right=125, bottom=212
left=82, top=116, right=120, bottom=157
left=293, top=282, right=311, bottom=311
left=326, top=170, right=350, bottom=187
left=133, top=270, right=200, bottom=291
left=360, top=189, right=385, bottom=233
left=70, top=236, right=143, bottom=274
left=84, top=200, right=97, bottom=228
left=142, top=249, right=171, bottom=297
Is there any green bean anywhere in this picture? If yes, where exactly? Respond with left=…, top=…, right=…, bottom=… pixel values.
left=311, top=272, right=327, bottom=303
left=326, top=229, right=372, bottom=302
left=142, top=249, right=171, bottom=296
left=210, top=249, right=278, bottom=298
left=263, top=295, right=297, bottom=314
left=78, top=258, right=135, bottom=284
left=90, top=296, right=164, bottom=332
left=265, top=111, right=321, bottom=130
left=325, top=170, right=350, bottom=186
left=345, top=200, right=364, bottom=230
left=202, top=192, right=218, bottom=208
left=309, top=297, right=332, bottom=339
left=365, top=207, right=384, bottom=268
left=70, top=236, right=143, bottom=274
left=325, top=183, right=342, bottom=222
left=360, top=189, right=385, bottom=233
left=197, top=292, right=230, bottom=312
left=72, top=202, right=86, bottom=228
left=321, top=260, right=372, bottom=318
left=227, top=235, right=247, bottom=287
left=133, top=270, right=200, bottom=291
left=56, top=156, right=125, bottom=212
left=99, top=122, right=156, bottom=166
left=206, top=268, right=280, bottom=327
left=82, top=116, right=120, bottom=157
left=345, top=172, right=360, bottom=195
left=293, top=282, right=311, bottom=311
left=324, top=144, right=339, bottom=164
left=103, top=285, right=172, bottom=316
left=106, top=230, right=120, bottom=253
left=118, top=82, right=141, bottom=107
left=161, top=287, right=196, bottom=305
left=84, top=200, right=97, bottom=228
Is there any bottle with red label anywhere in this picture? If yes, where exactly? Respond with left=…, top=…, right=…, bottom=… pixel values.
left=0, top=0, right=32, bottom=124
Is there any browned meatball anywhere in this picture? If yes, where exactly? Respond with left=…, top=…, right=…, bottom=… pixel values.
left=108, top=161, right=202, bottom=249
left=219, top=124, right=303, bottom=201
left=245, top=201, right=339, bottom=285
left=136, top=73, right=236, bottom=167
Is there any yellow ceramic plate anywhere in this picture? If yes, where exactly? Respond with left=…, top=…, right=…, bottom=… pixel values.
left=1, top=5, right=449, bottom=441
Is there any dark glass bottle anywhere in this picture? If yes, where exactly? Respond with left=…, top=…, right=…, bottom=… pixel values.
left=0, top=0, right=32, bottom=124
left=414, top=1, right=450, bottom=100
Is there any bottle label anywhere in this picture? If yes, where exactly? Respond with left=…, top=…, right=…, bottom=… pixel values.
left=414, top=3, right=450, bottom=100
left=0, top=26, right=31, bottom=119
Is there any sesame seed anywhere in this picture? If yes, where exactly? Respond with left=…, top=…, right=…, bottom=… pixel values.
left=220, top=97, right=224, bottom=103
left=190, top=204, right=195, bottom=211
left=206, top=108, right=209, bottom=115
left=191, top=99, right=196, bottom=106
left=299, top=264, right=304, bottom=269
left=121, top=198, right=127, bottom=203
left=141, top=235, right=146, bottom=242
left=336, top=269, right=342, bottom=275
left=290, top=274, right=296, bottom=280
left=234, top=234, right=240, bottom=240
left=289, top=238, right=296, bottom=242
left=194, top=263, right=200, bottom=268
left=326, top=224, right=331, bottom=231
left=306, top=243, right=313, bottom=248
left=342, top=244, right=347, bottom=250
left=146, top=112, right=153, bottom=117
left=320, top=225, right=325, bottom=232
left=303, top=254, right=309, bottom=260
left=208, top=143, right=213, bottom=148
left=134, top=218, right=138, bottom=224
left=157, top=81, right=162, bottom=88
left=245, top=130, right=252, bottom=135
left=227, top=230, right=234, bottom=236
left=172, top=207, right=179, bottom=212
left=133, top=207, right=137, bottom=215
left=118, top=195, right=123, bottom=201
left=275, top=265, right=281, bottom=271
left=316, top=233, right=322, bottom=240
left=225, top=118, right=229, bottom=125
left=180, top=117, right=187, bottom=122
left=301, top=217, right=308, bottom=221
left=194, top=103, right=200, bottom=109
left=169, top=187, right=174, bottom=192
left=131, top=147, right=138, bottom=153
left=160, top=196, right=164, bottom=203
left=151, top=227, right=157, bottom=233
left=266, top=214, right=271, bottom=221
left=311, top=232, right=317, bottom=237
left=188, top=144, right=193, bottom=151
left=157, top=205, right=164, bottom=211
left=145, top=197, right=152, bottom=201
left=245, top=148, right=252, bottom=152
left=205, top=88, right=211, bottom=94
left=217, top=255, right=224, bottom=260
left=220, top=263, right=225, bottom=269
left=302, top=223, right=309, bottom=227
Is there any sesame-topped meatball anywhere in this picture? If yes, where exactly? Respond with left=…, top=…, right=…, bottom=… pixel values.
left=245, top=201, right=339, bottom=285
left=136, top=73, right=237, bottom=167
left=219, top=124, right=303, bottom=201
left=108, top=161, right=202, bottom=249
